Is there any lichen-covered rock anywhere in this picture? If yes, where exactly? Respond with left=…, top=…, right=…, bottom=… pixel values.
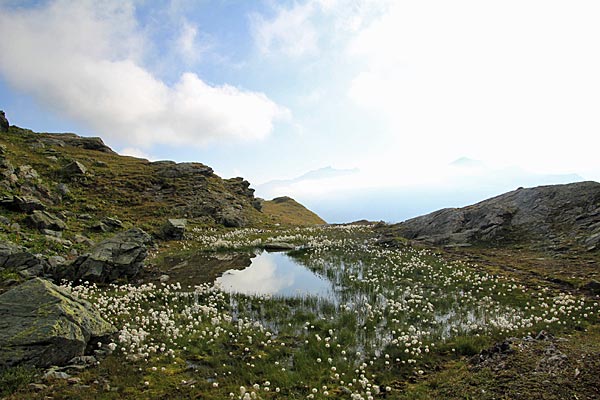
left=161, top=218, right=186, bottom=240
left=60, top=228, right=152, bottom=283
left=25, top=210, right=67, bottom=231
left=0, top=278, right=115, bottom=368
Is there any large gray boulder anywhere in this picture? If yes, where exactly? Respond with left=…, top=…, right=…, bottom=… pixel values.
left=0, top=241, right=49, bottom=278
left=0, top=278, right=115, bottom=368
left=61, top=228, right=152, bottom=283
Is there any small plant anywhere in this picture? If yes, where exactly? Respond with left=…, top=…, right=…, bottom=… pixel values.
left=0, top=366, right=38, bottom=396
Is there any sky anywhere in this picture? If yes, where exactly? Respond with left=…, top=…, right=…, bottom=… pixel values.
left=1, top=0, right=599, bottom=223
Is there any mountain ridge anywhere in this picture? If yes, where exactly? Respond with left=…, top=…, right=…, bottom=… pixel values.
left=0, top=111, right=324, bottom=238
left=383, top=181, right=600, bottom=252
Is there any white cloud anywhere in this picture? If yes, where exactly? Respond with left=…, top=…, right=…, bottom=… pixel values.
left=0, top=0, right=288, bottom=148
left=250, top=2, right=319, bottom=57
left=120, top=147, right=153, bottom=160
left=346, top=1, right=600, bottom=178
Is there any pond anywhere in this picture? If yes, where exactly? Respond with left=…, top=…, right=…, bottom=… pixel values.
left=215, top=250, right=336, bottom=299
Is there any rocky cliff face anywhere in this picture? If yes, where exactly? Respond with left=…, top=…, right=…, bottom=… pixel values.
left=385, top=182, right=600, bottom=251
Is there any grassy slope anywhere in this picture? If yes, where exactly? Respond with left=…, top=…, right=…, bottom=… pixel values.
left=262, top=196, right=325, bottom=226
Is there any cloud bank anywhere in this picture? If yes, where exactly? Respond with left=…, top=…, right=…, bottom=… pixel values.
left=0, top=0, right=288, bottom=148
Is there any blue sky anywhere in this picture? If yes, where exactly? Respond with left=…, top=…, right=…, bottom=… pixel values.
left=1, top=0, right=599, bottom=222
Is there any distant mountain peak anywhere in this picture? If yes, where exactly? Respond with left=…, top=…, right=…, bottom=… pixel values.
left=449, top=157, right=485, bottom=168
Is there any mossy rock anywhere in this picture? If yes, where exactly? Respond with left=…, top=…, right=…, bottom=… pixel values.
left=0, top=278, right=115, bottom=368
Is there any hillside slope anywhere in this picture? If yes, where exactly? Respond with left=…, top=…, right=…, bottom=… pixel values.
left=385, top=182, right=600, bottom=251
left=262, top=196, right=326, bottom=225
left=0, top=115, right=324, bottom=244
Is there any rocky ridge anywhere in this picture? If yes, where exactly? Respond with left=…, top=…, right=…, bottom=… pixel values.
left=383, top=181, right=600, bottom=251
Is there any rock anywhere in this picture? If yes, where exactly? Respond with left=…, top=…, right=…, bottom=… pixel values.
left=88, top=218, right=123, bottom=233
left=73, top=234, right=94, bottom=247
left=217, top=206, right=246, bottom=228
left=43, top=370, right=71, bottom=380
left=224, top=177, right=255, bottom=198
left=263, top=242, right=296, bottom=251
left=161, top=218, right=187, bottom=240
left=88, top=221, right=109, bottom=233
left=103, top=217, right=124, bottom=230
left=159, top=274, right=170, bottom=283
left=251, top=198, right=263, bottom=211
left=57, top=183, right=70, bottom=196
left=44, top=235, right=73, bottom=248
left=0, top=195, right=45, bottom=212
left=60, top=228, right=152, bottom=283
left=16, top=165, right=39, bottom=180
left=42, top=229, right=62, bottom=238
left=0, top=278, right=115, bottom=368
left=47, top=255, right=67, bottom=269
left=584, top=231, right=600, bottom=251
left=42, top=133, right=116, bottom=154
left=25, top=210, right=67, bottom=231
left=0, top=241, right=49, bottom=278
left=153, top=161, right=214, bottom=178
left=28, top=383, right=48, bottom=391
left=63, top=161, right=87, bottom=176
left=581, top=279, right=600, bottom=295
left=0, top=110, right=8, bottom=132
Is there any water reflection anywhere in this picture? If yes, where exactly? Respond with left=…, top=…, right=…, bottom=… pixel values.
left=215, top=251, right=335, bottom=298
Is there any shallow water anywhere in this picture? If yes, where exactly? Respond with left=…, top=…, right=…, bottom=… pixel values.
left=215, top=251, right=336, bottom=298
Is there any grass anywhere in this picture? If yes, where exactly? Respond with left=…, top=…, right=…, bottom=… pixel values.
left=0, top=366, right=38, bottom=397
left=261, top=197, right=326, bottom=226
left=5, top=225, right=598, bottom=399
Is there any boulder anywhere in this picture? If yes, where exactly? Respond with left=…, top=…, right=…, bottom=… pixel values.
left=0, top=241, right=49, bottom=278
left=63, top=161, right=87, bottom=176
left=25, top=210, right=67, bottom=231
left=0, top=278, right=115, bottom=368
left=0, top=110, right=8, bottom=132
left=263, top=242, right=296, bottom=251
left=161, top=218, right=187, bottom=240
left=0, top=195, right=45, bottom=212
left=88, top=217, right=123, bottom=233
left=61, top=228, right=152, bottom=283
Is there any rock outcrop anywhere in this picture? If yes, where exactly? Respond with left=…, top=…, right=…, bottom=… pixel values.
left=0, top=195, right=45, bottom=212
left=161, top=218, right=186, bottom=240
left=385, top=182, right=600, bottom=250
left=59, top=228, right=152, bottom=283
left=0, top=110, right=8, bottom=132
left=0, top=278, right=115, bottom=368
left=0, top=242, right=49, bottom=278
left=25, top=210, right=67, bottom=231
